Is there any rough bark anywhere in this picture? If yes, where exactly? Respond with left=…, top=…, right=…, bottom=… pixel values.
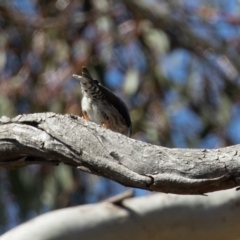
left=0, top=112, right=240, bottom=194
left=1, top=190, right=240, bottom=240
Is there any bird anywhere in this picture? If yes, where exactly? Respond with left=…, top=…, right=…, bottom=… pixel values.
left=73, top=67, right=132, bottom=137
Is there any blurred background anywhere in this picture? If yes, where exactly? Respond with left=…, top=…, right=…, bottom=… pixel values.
left=0, top=0, right=240, bottom=233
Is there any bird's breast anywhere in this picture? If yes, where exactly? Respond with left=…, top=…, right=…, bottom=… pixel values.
left=81, top=96, right=104, bottom=124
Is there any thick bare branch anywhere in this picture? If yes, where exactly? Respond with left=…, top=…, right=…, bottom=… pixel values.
left=1, top=190, right=240, bottom=240
left=0, top=113, right=240, bottom=194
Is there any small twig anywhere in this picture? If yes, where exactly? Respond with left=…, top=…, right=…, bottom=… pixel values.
left=102, top=189, right=134, bottom=205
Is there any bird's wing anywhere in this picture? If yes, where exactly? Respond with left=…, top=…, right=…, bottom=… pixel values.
left=99, top=84, right=132, bottom=129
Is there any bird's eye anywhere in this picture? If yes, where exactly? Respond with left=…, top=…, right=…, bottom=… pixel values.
left=93, top=80, right=99, bottom=85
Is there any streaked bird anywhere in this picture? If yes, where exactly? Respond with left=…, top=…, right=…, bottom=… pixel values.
left=73, top=67, right=132, bottom=136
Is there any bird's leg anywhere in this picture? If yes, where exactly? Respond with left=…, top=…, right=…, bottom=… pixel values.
left=102, top=114, right=110, bottom=129
left=102, top=122, right=109, bottom=129
left=82, top=111, right=89, bottom=120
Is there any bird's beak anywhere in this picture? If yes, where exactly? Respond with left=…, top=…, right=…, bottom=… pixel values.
left=72, top=74, right=81, bottom=80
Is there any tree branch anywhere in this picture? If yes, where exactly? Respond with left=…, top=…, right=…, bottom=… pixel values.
left=0, top=113, right=239, bottom=194
left=1, top=190, right=240, bottom=240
